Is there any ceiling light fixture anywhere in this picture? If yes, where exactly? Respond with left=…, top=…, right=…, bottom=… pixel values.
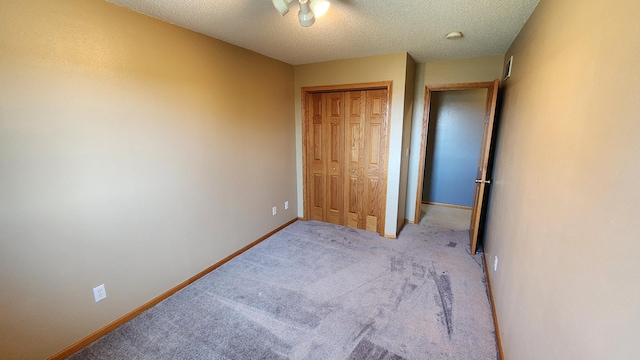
left=272, top=0, right=294, bottom=16
left=298, top=0, right=315, bottom=27
left=310, top=0, right=330, bottom=18
left=272, top=0, right=330, bottom=27
left=445, top=31, right=464, bottom=40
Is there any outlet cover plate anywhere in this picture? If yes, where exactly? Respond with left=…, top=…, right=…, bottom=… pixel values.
left=93, top=284, right=107, bottom=302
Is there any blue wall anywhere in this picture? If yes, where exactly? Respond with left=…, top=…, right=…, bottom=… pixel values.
left=422, top=89, right=487, bottom=207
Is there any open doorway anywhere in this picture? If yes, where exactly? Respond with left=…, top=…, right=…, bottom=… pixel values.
left=413, top=80, right=500, bottom=254
left=421, top=88, right=488, bottom=209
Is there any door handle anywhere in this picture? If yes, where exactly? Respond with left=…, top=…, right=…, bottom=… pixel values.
left=475, top=179, right=491, bottom=184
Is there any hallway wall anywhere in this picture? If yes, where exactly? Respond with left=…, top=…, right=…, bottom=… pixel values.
left=484, top=0, right=640, bottom=358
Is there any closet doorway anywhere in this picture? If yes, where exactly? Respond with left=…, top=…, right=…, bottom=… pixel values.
left=413, top=80, right=499, bottom=254
left=302, top=82, right=391, bottom=236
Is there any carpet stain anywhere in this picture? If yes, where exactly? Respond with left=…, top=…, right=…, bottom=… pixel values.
left=447, top=242, right=457, bottom=248
left=347, top=339, right=405, bottom=360
left=390, top=255, right=405, bottom=273
left=429, top=269, right=454, bottom=340
left=392, top=280, right=418, bottom=310
left=353, top=320, right=376, bottom=341
left=411, top=263, right=426, bottom=278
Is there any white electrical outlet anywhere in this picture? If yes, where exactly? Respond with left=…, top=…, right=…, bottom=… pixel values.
left=272, top=206, right=277, bottom=215
left=494, top=256, right=499, bottom=272
left=284, top=201, right=289, bottom=210
left=93, top=284, right=107, bottom=302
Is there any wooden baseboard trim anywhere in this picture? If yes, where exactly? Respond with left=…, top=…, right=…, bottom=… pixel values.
left=48, top=218, right=298, bottom=360
left=483, top=252, right=505, bottom=360
left=424, top=201, right=473, bottom=210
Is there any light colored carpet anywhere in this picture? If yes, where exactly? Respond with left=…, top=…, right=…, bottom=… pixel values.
left=69, top=205, right=496, bottom=359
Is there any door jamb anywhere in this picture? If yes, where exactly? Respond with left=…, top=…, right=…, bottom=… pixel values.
left=412, top=81, right=495, bottom=224
left=301, top=81, right=393, bottom=236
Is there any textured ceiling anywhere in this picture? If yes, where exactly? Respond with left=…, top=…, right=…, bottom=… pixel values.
left=105, top=0, right=539, bottom=65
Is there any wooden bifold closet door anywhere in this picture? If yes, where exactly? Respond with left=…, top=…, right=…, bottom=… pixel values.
left=306, top=89, right=388, bottom=234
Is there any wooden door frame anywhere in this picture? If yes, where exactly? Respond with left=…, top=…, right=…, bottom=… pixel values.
left=412, top=81, right=495, bottom=224
left=301, top=81, right=392, bottom=236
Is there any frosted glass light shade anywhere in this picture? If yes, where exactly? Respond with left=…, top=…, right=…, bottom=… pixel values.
left=298, top=0, right=315, bottom=27
left=272, top=0, right=293, bottom=16
left=310, top=0, right=330, bottom=18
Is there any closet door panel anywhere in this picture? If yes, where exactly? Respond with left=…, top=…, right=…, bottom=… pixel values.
left=308, top=93, right=325, bottom=221
left=325, top=92, right=344, bottom=225
left=363, top=89, right=388, bottom=233
left=344, top=91, right=365, bottom=229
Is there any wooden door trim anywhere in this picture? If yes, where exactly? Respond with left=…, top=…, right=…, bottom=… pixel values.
left=302, top=81, right=391, bottom=94
left=379, top=85, right=392, bottom=237
left=422, top=81, right=494, bottom=91
left=302, top=81, right=392, bottom=236
left=412, top=80, right=498, bottom=224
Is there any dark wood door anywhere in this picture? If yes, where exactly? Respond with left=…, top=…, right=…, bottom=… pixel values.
left=469, top=79, right=499, bottom=254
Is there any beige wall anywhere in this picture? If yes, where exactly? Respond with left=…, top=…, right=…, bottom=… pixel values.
left=0, top=1, right=296, bottom=358
left=293, top=53, right=412, bottom=237
left=485, top=0, right=640, bottom=359
left=397, top=56, right=417, bottom=230
left=423, top=55, right=506, bottom=85
left=405, top=55, right=504, bottom=221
